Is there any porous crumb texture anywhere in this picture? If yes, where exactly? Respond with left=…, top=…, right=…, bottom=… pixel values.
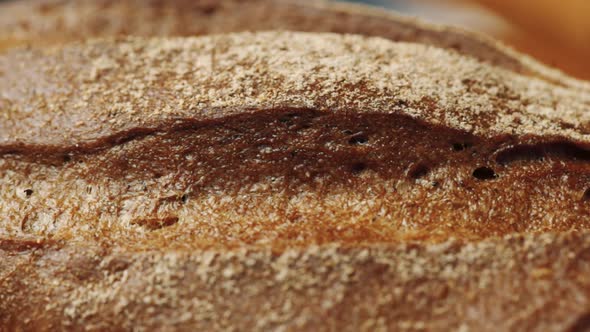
left=2, top=32, right=590, bottom=330
left=0, top=0, right=588, bottom=91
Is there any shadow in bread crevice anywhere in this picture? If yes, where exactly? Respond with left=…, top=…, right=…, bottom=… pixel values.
left=494, top=141, right=590, bottom=165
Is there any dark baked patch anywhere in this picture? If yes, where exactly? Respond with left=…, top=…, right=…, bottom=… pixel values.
left=2, top=108, right=590, bottom=249
left=131, top=216, right=179, bottom=230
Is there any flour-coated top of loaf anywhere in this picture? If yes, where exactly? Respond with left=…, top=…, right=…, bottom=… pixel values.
left=1, top=31, right=589, bottom=152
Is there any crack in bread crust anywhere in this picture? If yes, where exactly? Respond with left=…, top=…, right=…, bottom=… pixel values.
left=2, top=110, right=590, bottom=250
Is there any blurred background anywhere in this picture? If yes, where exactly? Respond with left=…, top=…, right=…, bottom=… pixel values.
left=345, top=0, right=590, bottom=80
left=0, top=0, right=587, bottom=80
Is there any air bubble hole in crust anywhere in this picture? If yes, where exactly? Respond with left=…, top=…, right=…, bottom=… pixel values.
left=348, top=133, right=369, bottom=145
left=407, top=163, right=429, bottom=179
left=452, top=142, right=472, bottom=151
left=181, top=194, right=189, bottom=203
left=351, top=162, right=367, bottom=174
left=472, top=167, right=496, bottom=180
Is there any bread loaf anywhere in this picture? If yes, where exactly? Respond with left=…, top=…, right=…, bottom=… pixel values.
left=2, top=31, right=590, bottom=330
left=1, top=0, right=588, bottom=91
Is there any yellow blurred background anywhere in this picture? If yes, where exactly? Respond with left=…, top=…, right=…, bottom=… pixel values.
left=466, top=0, right=590, bottom=80
left=369, top=0, right=590, bottom=80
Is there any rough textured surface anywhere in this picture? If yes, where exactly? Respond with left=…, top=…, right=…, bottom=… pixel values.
left=2, top=32, right=590, bottom=330
left=3, top=232, right=590, bottom=331
left=0, top=0, right=588, bottom=91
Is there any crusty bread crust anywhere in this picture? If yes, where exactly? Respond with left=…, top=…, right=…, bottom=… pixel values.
left=3, top=233, right=590, bottom=331
left=1, top=31, right=590, bottom=330
left=0, top=0, right=588, bottom=92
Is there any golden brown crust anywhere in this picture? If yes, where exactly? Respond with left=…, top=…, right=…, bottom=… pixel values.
left=1, top=33, right=589, bottom=148
left=2, top=30, right=590, bottom=331
left=3, top=233, right=590, bottom=331
left=2, top=32, right=590, bottom=247
left=0, top=0, right=588, bottom=91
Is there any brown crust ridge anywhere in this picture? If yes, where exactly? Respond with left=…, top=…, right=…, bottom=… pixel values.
left=2, top=32, right=590, bottom=330
left=0, top=0, right=588, bottom=91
